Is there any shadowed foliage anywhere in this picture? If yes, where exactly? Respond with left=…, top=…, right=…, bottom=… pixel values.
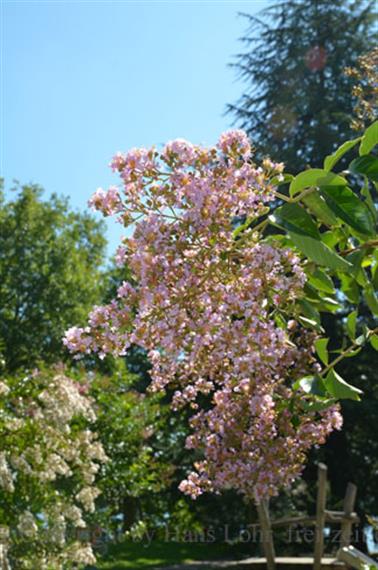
left=228, top=0, right=376, bottom=172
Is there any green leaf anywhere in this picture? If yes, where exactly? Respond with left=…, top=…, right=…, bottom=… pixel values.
left=346, top=249, right=366, bottom=273
left=324, top=369, right=363, bottom=401
left=355, top=333, right=367, bottom=346
left=298, top=315, right=322, bottom=331
left=344, top=250, right=370, bottom=288
left=350, top=155, right=378, bottom=183
left=302, top=192, right=339, bottom=226
left=370, top=335, right=378, bottom=351
left=233, top=218, right=252, bottom=238
left=317, top=300, right=342, bottom=314
left=274, top=312, right=287, bottom=330
left=289, top=169, right=347, bottom=197
left=364, top=284, right=378, bottom=316
left=269, top=203, right=320, bottom=239
left=324, top=137, right=361, bottom=171
left=304, top=282, right=323, bottom=301
left=320, top=296, right=340, bottom=308
left=271, top=173, right=294, bottom=186
left=355, top=267, right=369, bottom=288
left=321, top=229, right=343, bottom=248
left=303, top=284, right=340, bottom=312
left=315, top=338, right=329, bottom=365
left=362, top=257, right=373, bottom=268
left=289, top=233, right=352, bottom=272
left=269, top=204, right=352, bottom=272
left=308, top=269, right=335, bottom=294
left=319, top=185, right=375, bottom=236
left=300, top=398, right=337, bottom=413
left=373, top=267, right=378, bottom=290
left=361, top=176, right=377, bottom=222
left=346, top=310, right=357, bottom=340
left=294, top=375, right=327, bottom=396
left=340, top=274, right=360, bottom=303
left=359, top=121, right=378, bottom=155
left=343, top=348, right=362, bottom=358
left=298, top=299, right=321, bottom=324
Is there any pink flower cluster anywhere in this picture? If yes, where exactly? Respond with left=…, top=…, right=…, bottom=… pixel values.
left=64, top=130, right=342, bottom=502
left=88, top=186, right=122, bottom=216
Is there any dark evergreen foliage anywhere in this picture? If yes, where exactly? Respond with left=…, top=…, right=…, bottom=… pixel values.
left=228, top=0, right=377, bottom=172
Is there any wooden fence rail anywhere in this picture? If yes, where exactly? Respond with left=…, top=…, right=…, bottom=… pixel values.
left=255, top=463, right=361, bottom=570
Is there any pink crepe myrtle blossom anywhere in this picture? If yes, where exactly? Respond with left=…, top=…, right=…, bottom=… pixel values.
left=65, top=130, right=342, bottom=502
left=218, top=129, right=252, bottom=160
left=163, top=138, right=197, bottom=166
left=88, top=186, right=122, bottom=216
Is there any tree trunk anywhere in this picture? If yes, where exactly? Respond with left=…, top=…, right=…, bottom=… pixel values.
left=122, top=496, right=138, bottom=533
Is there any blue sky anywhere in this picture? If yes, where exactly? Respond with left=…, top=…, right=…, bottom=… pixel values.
left=2, top=0, right=270, bottom=255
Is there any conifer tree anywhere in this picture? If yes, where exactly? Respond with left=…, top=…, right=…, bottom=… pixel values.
left=228, top=0, right=376, bottom=172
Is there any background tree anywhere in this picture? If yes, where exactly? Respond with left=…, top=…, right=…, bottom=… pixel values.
left=0, top=182, right=107, bottom=373
left=87, top=368, right=173, bottom=535
left=228, top=0, right=376, bottom=173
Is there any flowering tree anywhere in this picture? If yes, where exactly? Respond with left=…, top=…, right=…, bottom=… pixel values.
left=0, top=370, right=108, bottom=569
left=65, top=124, right=378, bottom=504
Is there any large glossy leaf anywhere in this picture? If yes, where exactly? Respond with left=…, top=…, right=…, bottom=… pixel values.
left=303, top=284, right=340, bottom=312
left=289, top=169, right=347, bottom=197
left=373, top=255, right=378, bottom=290
left=350, top=155, right=378, bottom=182
left=324, top=369, right=362, bottom=401
left=293, top=375, right=327, bottom=396
left=308, top=269, right=335, bottom=293
left=340, top=274, right=360, bottom=303
left=361, top=177, right=377, bottom=222
left=321, top=229, right=343, bottom=248
left=324, top=137, right=361, bottom=171
left=269, top=203, right=320, bottom=239
left=345, top=249, right=366, bottom=275
left=359, top=121, right=378, bottom=155
left=319, top=185, right=375, bottom=236
left=304, top=283, right=339, bottom=309
left=317, top=297, right=342, bottom=313
left=269, top=200, right=352, bottom=271
left=298, top=315, right=322, bottom=331
left=370, top=335, right=378, bottom=351
left=315, top=338, right=329, bottom=365
left=299, top=298, right=321, bottom=322
left=302, top=192, right=339, bottom=226
left=364, top=284, right=378, bottom=316
left=346, top=310, right=357, bottom=340
left=298, top=299, right=323, bottom=331
left=289, top=233, right=352, bottom=271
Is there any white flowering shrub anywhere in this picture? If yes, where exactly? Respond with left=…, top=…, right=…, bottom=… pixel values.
left=0, top=370, right=108, bottom=569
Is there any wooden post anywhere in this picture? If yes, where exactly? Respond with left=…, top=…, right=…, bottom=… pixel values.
left=313, top=463, right=327, bottom=570
left=340, top=482, right=357, bottom=549
left=257, top=499, right=276, bottom=570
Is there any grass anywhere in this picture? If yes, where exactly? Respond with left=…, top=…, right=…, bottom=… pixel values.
left=92, top=539, right=252, bottom=569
